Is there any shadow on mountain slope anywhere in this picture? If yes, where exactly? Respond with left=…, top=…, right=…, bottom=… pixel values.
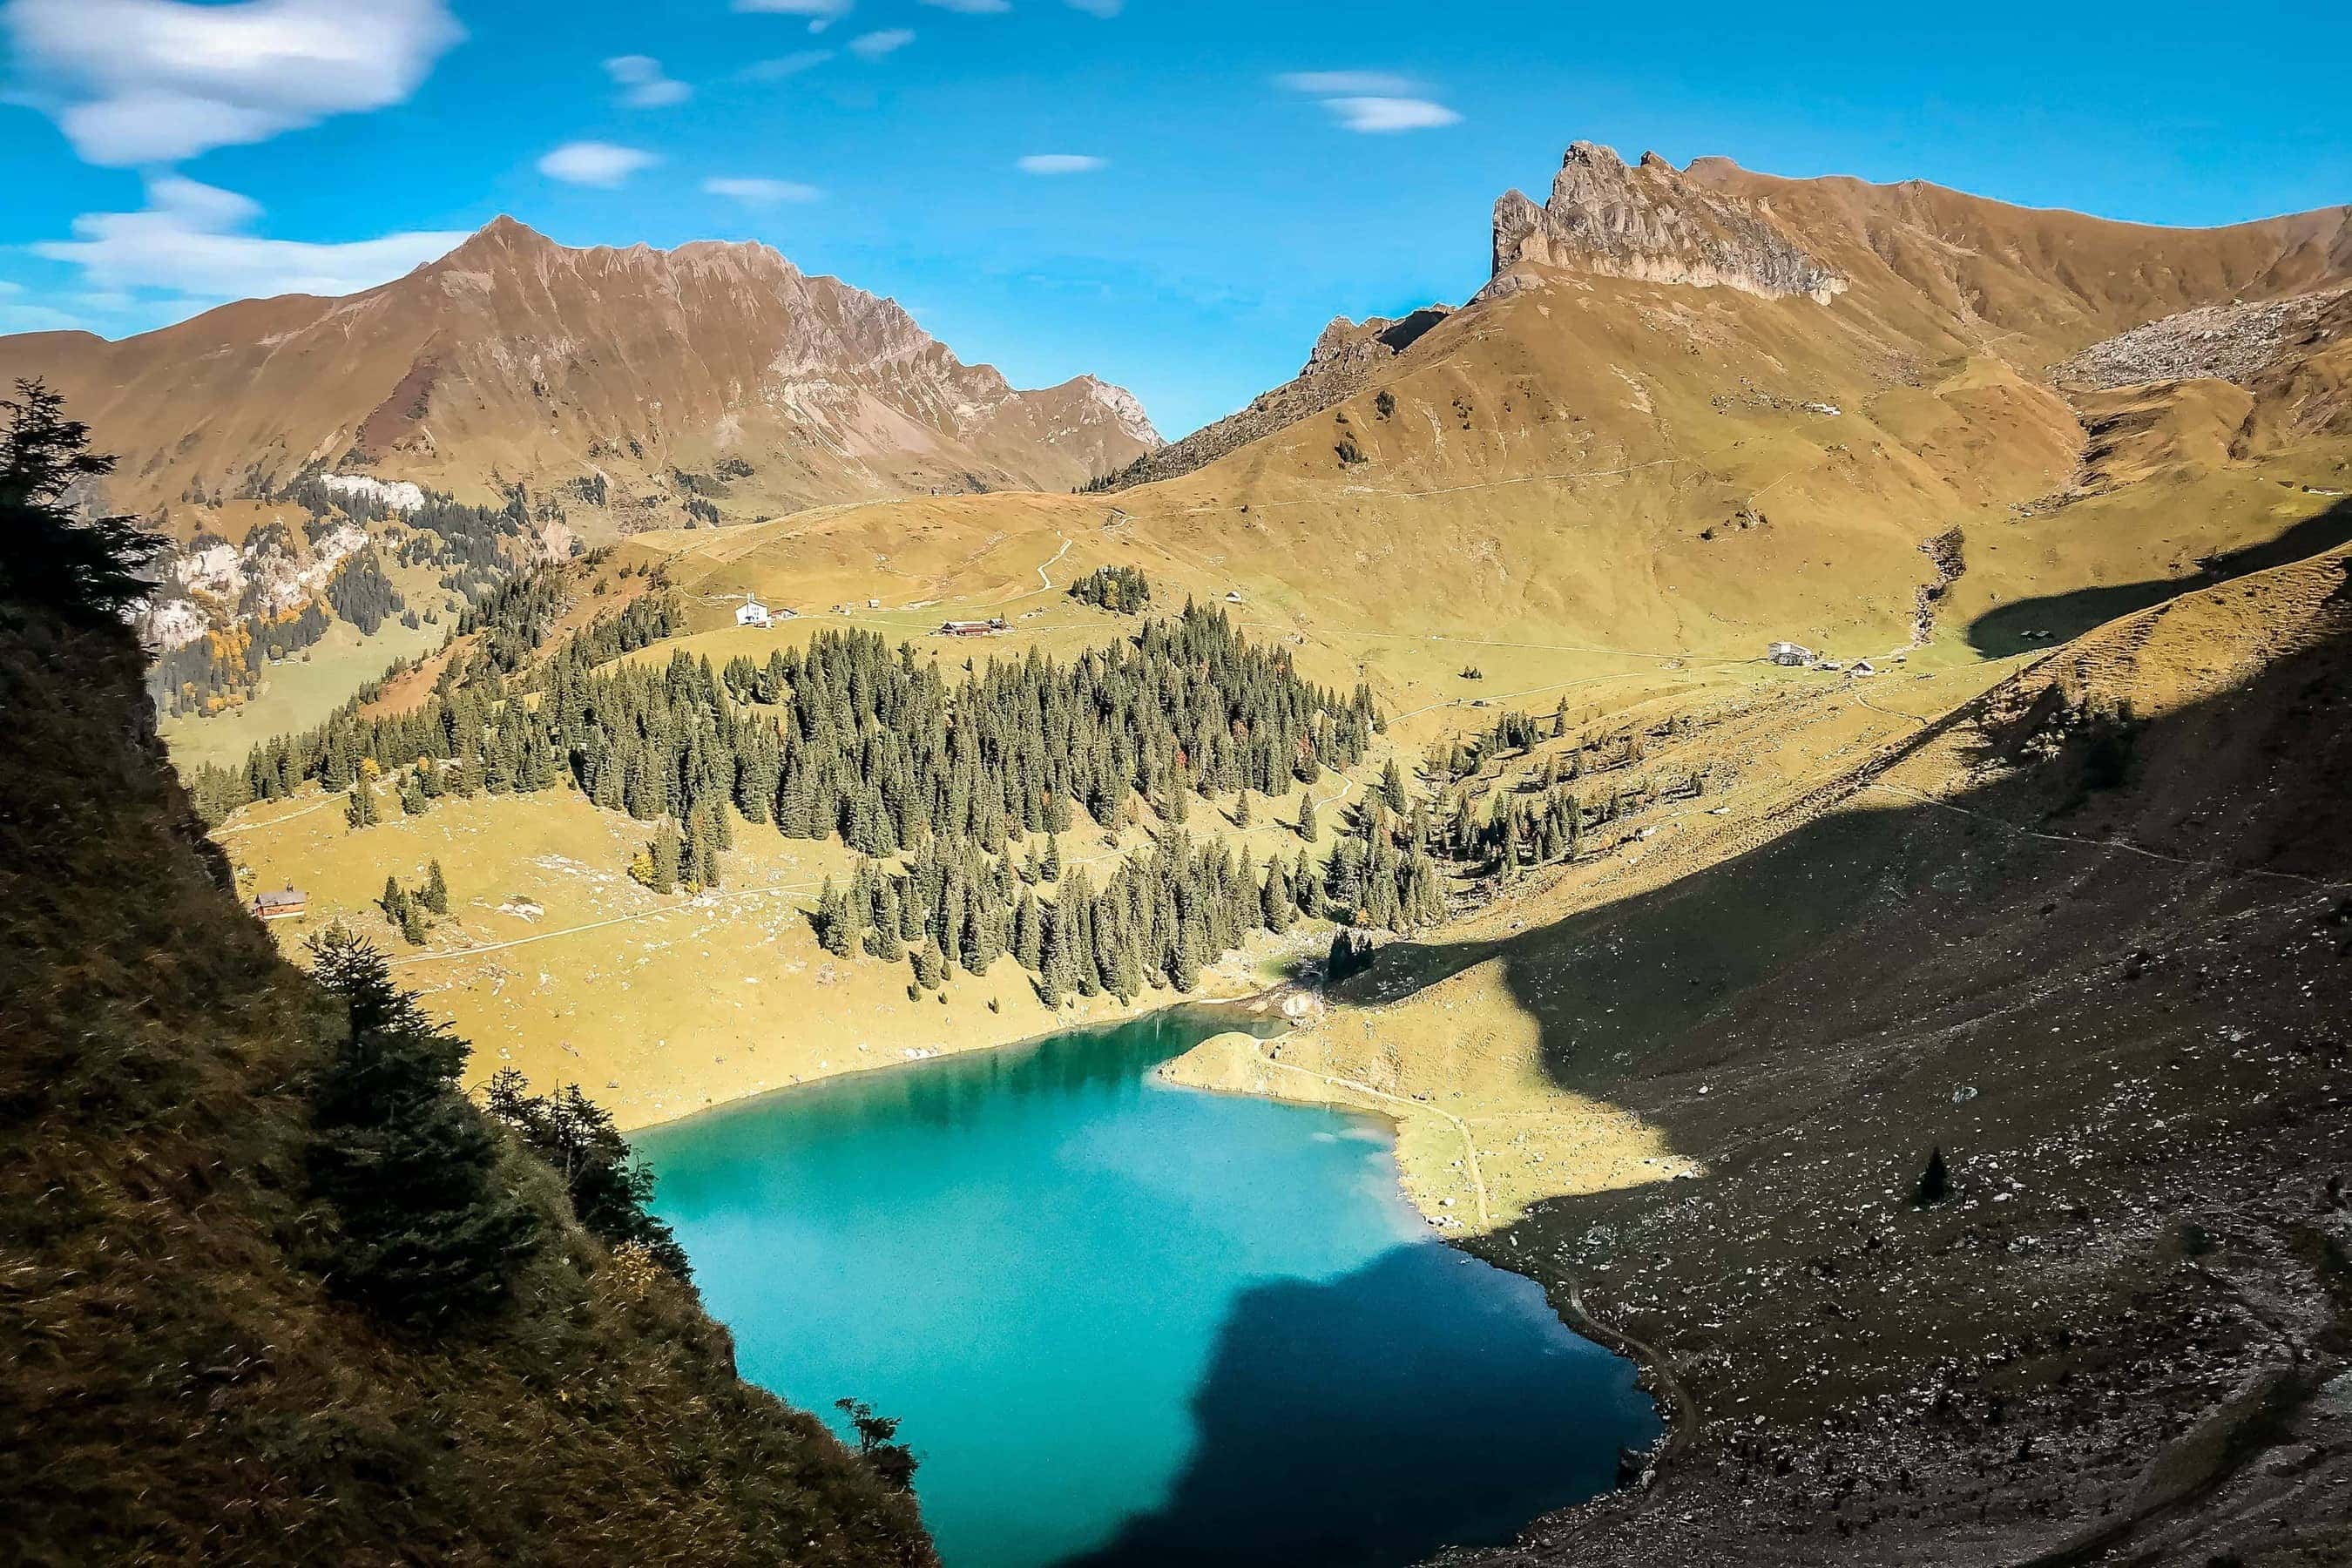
left=1964, top=493, right=2352, bottom=656
left=1334, top=549, right=2352, bottom=1565
left=1052, top=1243, right=1657, bottom=1568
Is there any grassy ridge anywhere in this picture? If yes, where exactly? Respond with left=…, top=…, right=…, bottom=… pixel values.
left=0, top=605, right=935, bottom=1565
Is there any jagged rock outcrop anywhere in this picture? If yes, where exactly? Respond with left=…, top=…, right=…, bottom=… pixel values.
left=1486, top=142, right=1846, bottom=304
left=1092, top=307, right=1451, bottom=492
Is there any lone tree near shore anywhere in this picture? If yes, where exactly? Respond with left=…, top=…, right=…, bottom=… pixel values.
left=1915, top=1145, right=1950, bottom=1208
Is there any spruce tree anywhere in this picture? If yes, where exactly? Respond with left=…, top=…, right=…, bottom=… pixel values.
left=347, top=782, right=379, bottom=828
left=1382, top=758, right=1408, bottom=814
left=483, top=1071, right=691, bottom=1282
left=1916, top=1146, right=1950, bottom=1208
left=302, top=928, right=540, bottom=1322
left=0, top=379, right=164, bottom=620
left=1298, top=793, right=1318, bottom=843
left=1041, top=834, right=1063, bottom=882
left=422, top=859, right=451, bottom=916
left=816, top=878, right=856, bottom=958
left=1014, top=889, right=1044, bottom=971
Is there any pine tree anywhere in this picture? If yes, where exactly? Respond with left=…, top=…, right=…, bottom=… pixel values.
left=1041, top=834, right=1063, bottom=882
left=1915, top=1146, right=1950, bottom=1208
left=421, top=859, right=450, bottom=916
left=302, top=928, right=540, bottom=1321
left=648, top=822, right=681, bottom=895
left=1382, top=758, right=1408, bottom=814
left=1014, top=889, right=1045, bottom=971
left=400, top=773, right=429, bottom=817
left=483, top=1071, right=691, bottom=1281
left=346, top=782, right=379, bottom=828
left=1235, top=789, right=1253, bottom=828
left=816, top=878, right=856, bottom=958
left=400, top=897, right=429, bottom=946
left=381, top=875, right=409, bottom=924
left=1298, top=793, right=1318, bottom=844
left=911, top=936, right=948, bottom=990
left=0, top=379, right=164, bottom=620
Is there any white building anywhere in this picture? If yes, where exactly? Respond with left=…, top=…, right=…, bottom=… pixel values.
left=737, top=598, right=773, bottom=628
left=1767, top=641, right=1813, bottom=666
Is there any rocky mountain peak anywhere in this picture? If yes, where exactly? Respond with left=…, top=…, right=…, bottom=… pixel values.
left=1488, top=140, right=1845, bottom=305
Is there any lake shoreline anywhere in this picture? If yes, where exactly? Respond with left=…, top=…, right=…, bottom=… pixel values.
left=1153, top=1030, right=1686, bottom=1483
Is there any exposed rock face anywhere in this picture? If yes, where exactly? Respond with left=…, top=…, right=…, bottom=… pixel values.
left=2050, top=283, right=2352, bottom=390
left=140, top=520, right=368, bottom=651
left=1094, top=306, right=1452, bottom=492
left=0, top=218, right=1161, bottom=524
left=1487, top=142, right=1846, bottom=304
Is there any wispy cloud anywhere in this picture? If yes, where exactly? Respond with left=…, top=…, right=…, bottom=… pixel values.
left=3, top=0, right=465, bottom=166
left=1277, top=70, right=1461, bottom=133
left=1017, top=154, right=1106, bottom=175
left=604, top=54, right=691, bottom=108
left=740, top=50, right=835, bottom=79
left=705, top=176, right=821, bottom=205
left=848, top=27, right=914, bottom=59
left=920, top=0, right=1008, bottom=10
left=733, top=0, right=851, bottom=31
left=537, top=140, right=659, bottom=187
left=30, top=175, right=467, bottom=301
left=1323, top=97, right=1460, bottom=132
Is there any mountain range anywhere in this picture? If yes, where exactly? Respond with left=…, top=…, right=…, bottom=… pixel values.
left=0, top=216, right=1162, bottom=528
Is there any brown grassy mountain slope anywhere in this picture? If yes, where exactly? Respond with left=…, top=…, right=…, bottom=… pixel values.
left=0, top=217, right=1159, bottom=527
left=0, top=602, right=936, bottom=1566
left=1066, top=145, right=2352, bottom=673
left=1686, top=153, right=2352, bottom=365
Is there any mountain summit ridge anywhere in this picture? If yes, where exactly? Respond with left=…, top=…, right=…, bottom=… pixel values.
left=1489, top=140, right=1848, bottom=303
left=0, top=217, right=1161, bottom=524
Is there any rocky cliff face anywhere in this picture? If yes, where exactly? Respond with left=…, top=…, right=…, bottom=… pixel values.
left=1092, top=306, right=1453, bottom=492
left=0, top=218, right=1161, bottom=527
left=1487, top=142, right=1846, bottom=304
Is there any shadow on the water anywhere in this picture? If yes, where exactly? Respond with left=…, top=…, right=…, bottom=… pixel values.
left=1052, top=1244, right=1655, bottom=1568
left=1963, top=496, right=2352, bottom=656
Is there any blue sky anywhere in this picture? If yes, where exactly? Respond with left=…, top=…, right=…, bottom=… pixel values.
left=2, top=0, right=2346, bottom=439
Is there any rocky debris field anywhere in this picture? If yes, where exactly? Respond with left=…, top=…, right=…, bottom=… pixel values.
left=2051, top=286, right=2351, bottom=392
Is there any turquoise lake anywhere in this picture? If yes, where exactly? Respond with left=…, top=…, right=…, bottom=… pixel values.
left=639, top=1007, right=1659, bottom=1567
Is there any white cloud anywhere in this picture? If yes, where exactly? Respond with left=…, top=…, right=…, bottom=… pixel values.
left=1277, top=71, right=1459, bottom=133
left=30, top=176, right=466, bottom=301
left=922, top=0, right=1009, bottom=10
left=1276, top=71, right=1416, bottom=95
left=1017, top=154, right=1106, bottom=175
left=848, top=28, right=914, bottom=58
left=537, top=140, right=659, bottom=187
left=604, top=54, right=691, bottom=108
left=1321, top=96, right=1462, bottom=132
left=3, top=0, right=464, bottom=166
left=733, top=0, right=851, bottom=31
left=705, top=176, right=821, bottom=205
left=741, top=50, right=835, bottom=79
left=0, top=280, right=21, bottom=296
